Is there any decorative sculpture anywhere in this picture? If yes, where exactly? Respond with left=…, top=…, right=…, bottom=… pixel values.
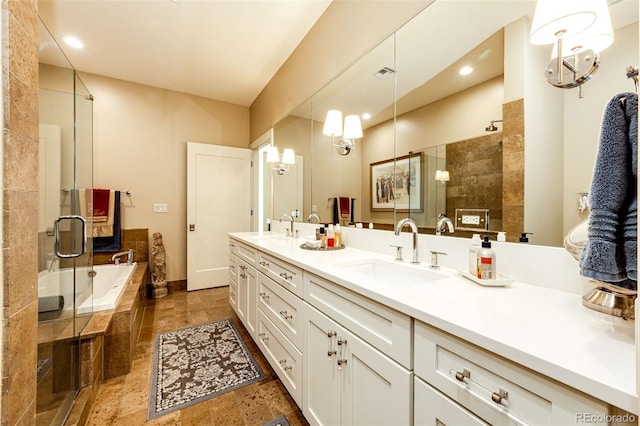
left=151, top=232, right=168, bottom=298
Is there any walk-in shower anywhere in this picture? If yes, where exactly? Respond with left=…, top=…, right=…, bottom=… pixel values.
left=37, top=19, right=94, bottom=425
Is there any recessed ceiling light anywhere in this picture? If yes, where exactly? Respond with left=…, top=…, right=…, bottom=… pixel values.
left=459, top=66, right=473, bottom=76
left=63, top=36, right=84, bottom=49
left=362, top=113, right=371, bottom=120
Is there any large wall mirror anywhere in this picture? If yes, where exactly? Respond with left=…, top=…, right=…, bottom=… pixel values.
left=271, top=0, right=638, bottom=247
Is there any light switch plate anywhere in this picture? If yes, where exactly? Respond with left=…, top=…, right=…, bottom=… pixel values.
left=154, top=203, right=169, bottom=213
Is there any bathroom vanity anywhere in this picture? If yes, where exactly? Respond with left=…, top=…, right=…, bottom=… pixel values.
left=228, top=231, right=637, bottom=425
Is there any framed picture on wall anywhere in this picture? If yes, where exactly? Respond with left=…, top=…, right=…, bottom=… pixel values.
left=370, top=152, right=424, bottom=212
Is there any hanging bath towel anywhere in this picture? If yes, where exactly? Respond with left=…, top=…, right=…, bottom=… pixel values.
left=580, top=92, right=638, bottom=290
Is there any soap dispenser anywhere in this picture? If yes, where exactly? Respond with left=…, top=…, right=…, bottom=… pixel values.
left=477, top=236, right=496, bottom=279
left=519, top=232, right=533, bottom=243
left=468, top=234, right=482, bottom=275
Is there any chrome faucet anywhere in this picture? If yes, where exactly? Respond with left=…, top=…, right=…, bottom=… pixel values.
left=111, top=249, right=134, bottom=265
left=279, top=213, right=294, bottom=236
left=306, top=213, right=321, bottom=224
left=395, top=217, right=420, bottom=264
left=436, top=213, right=455, bottom=236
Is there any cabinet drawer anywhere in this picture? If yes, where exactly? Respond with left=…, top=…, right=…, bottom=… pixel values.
left=229, top=280, right=238, bottom=312
left=258, top=273, right=304, bottom=349
left=229, top=254, right=239, bottom=283
left=257, top=252, right=303, bottom=298
left=229, top=238, right=239, bottom=255
left=414, top=321, right=608, bottom=426
left=415, top=376, right=488, bottom=426
left=237, top=242, right=258, bottom=267
left=257, top=309, right=303, bottom=405
left=303, top=271, right=411, bottom=369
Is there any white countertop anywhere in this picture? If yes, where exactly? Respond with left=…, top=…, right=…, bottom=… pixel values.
left=229, top=231, right=638, bottom=414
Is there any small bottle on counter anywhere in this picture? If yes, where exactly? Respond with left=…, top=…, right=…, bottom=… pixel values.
left=326, top=225, right=335, bottom=248
left=369, top=223, right=374, bottom=229
left=319, top=227, right=326, bottom=248
left=468, top=234, right=481, bottom=275
left=477, top=236, right=496, bottom=279
left=334, top=224, right=342, bottom=247
left=519, top=232, right=533, bottom=243
left=497, top=232, right=506, bottom=242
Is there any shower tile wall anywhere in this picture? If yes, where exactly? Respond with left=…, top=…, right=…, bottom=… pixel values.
left=445, top=132, right=504, bottom=232
left=501, top=99, right=525, bottom=242
left=3, top=0, right=40, bottom=424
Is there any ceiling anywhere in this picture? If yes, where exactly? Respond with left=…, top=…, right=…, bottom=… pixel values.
left=38, top=0, right=332, bottom=107
left=308, top=0, right=638, bottom=129
left=38, top=0, right=638, bottom=113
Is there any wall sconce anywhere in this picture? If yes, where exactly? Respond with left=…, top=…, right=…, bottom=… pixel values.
left=530, top=0, right=614, bottom=98
left=266, top=146, right=295, bottom=175
left=323, top=110, right=363, bottom=156
left=435, top=170, right=450, bottom=184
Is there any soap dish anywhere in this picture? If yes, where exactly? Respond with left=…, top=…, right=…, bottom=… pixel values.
left=456, top=267, right=513, bottom=287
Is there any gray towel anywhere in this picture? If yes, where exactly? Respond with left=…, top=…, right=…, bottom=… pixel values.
left=580, top=92, right=638, bottom=290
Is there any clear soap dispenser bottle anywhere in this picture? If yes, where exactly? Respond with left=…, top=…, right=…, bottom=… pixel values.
left=468, top=234, right=482, bottom=275
left=477, top=236, right=496, bottom=279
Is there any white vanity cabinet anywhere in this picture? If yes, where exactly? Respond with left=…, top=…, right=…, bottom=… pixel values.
left=229, top=239, right=258, bottom=339
left=304, top=304, right=412, bottom=426
left=228, top=254, right=238, bottom=310
left=414, top=320, right=610, bottom=426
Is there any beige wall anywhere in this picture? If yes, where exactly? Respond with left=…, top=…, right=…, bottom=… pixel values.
left=361, top=77, right=504, bottom=225
left=250, top=0, right=431, bottom=141
left=81, top=73, right=249, bottom=282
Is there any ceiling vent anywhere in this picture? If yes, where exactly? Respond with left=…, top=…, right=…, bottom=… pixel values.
left=373, top=67, right=396, bottom=79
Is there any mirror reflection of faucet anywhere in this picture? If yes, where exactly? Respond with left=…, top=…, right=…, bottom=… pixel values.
left=279, top=213, right=294, bottom=236
left=306, top=213, right=321, bottom=224
left=436, top=213, right=455, bottom=236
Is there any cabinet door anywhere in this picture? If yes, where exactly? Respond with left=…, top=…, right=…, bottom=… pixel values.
left=414, top=376, right=488, bottom=426
left=245, top=264, right=257, bottom=339
left=340, top=325, right=412, bottom=426
left=303, top=304, right=341, bottom=426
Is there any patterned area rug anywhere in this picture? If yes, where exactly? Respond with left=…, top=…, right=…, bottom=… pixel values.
left=148, top=318, right=265, bottom=420
left=263, top=415, right=291, bottom=426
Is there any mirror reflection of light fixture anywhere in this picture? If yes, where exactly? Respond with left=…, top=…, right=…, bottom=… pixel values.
left=323, top=110, right=363, bottom=156
left=435, top=170, right=450, bottom=183
left=529, top=0, right=614, bottom=98
left=266, top=146, right=295, bottom=175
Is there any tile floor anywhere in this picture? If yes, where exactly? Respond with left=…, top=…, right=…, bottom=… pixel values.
left=86, top=286, right=308, bottom=425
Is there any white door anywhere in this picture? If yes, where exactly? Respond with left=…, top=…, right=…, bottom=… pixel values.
left=187, top=142, right=251, bottom=291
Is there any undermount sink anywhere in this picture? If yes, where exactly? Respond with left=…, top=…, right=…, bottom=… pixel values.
left=336, top=259, right=445, bottom=285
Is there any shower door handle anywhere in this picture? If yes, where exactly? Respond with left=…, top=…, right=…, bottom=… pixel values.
left=54, top=215, right=87, bottom=259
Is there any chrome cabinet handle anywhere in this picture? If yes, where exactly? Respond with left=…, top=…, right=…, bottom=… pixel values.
left=259, top=292, right=269, bottom=301
left=54, top=215, right=87, bottom=259
left=279, top=310, right=293, bottom=320
left=240, top=273, right=246, bottom=279
left=240, top=265, right=246, bottom=270
left=454, top=368, right=471, bottom=383
left=259, top=332, right=269, bottom=342
left=279, top=359, right=293, bottom=372
left=279, top=272, right=293, bottom=280
left=337, top=337, right=348, bottom=369
left=230, top=265, right=236, bottom=270
left=491, top=388, right=509, bottom=406
left=327, top=330, right=337, bottom=357
left=259, top=260, right=269, bottom=267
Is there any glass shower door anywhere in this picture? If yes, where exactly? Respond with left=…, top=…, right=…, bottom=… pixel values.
left=37, top=19, right=93, bottom=425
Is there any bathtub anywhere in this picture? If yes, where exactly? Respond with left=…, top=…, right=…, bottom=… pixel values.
left=38, top=263, right=137, bottom=316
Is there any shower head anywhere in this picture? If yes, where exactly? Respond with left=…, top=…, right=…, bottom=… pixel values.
left=485, top=119, right=502, bottom=132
